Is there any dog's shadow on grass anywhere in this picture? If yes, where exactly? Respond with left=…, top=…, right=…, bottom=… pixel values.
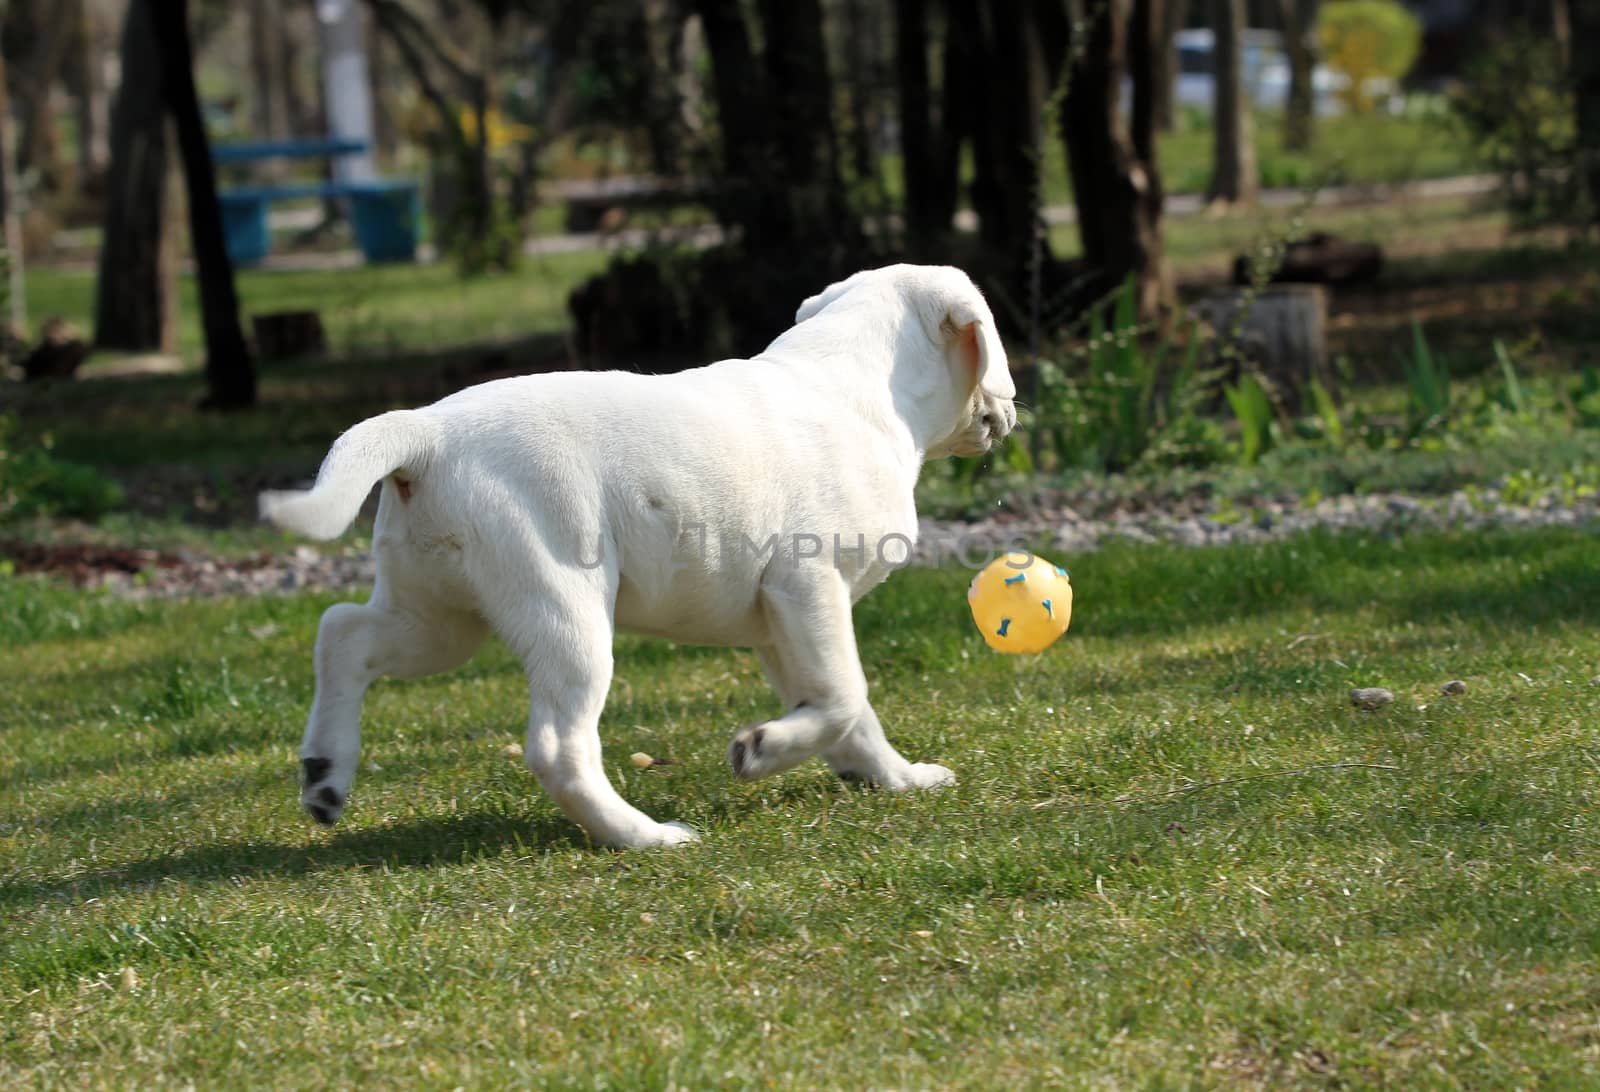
left=2, top=811, right=588, bottom=911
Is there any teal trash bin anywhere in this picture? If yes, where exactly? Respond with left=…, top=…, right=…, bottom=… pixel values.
left=347, top=180, right=422, bottom=263
left=218, top=190, right=272, bottom=266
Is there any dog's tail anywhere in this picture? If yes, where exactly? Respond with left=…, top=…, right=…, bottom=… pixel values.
left=258, top=410, right=437, bottom=540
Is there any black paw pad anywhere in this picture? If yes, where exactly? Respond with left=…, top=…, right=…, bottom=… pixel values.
left=306, top=803, right=338, bottom=826
left=301, top=757, right=332, bottom=787
left=730, top=740, right=747, bottom=774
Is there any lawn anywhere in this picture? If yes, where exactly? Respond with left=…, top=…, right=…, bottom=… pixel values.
left=28, top=248, right=607, bottom=366
left=3, top=526, right=1598, bottom=1084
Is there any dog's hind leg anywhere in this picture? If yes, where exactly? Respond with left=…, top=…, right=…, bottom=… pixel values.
left=729, top=571, right=872, bottom=781
left=498, top=584, right=699, bottom=850
left=299, top=599, right=487, bottom=825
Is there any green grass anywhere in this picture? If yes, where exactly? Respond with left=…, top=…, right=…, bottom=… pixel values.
left=874, top=109, right=1480, bottom=212
left=27, top=249, right=606, bottom=366
left=3, top=526, right=1599, bottom=1084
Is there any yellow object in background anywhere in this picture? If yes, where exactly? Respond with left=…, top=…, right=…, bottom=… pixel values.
left=967, top=552, right=1073, bottom=654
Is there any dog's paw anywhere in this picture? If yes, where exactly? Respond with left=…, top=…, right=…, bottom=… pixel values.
left=728, top=724, right=770, bottom=781
left=658, top=820, right=701, bottom=845
left=902, top=762, right=956, bottom=790
left=300, top=757, right=347, bottom=826
left=608, top=820, right=700, bottom=849
left=301, top=783, right=347, bottom=826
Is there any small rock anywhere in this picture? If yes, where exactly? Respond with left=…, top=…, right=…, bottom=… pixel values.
left=1591, top=675, right=1600, bottom=688
left=1441, top=680, right=1467, bottom=696
left=1351, top=687, right=1394, bottom=711
left=630, top=751, right=655, bottom=769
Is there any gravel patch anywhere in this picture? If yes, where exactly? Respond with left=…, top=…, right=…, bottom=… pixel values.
left=30, top=487, right=1600, bottom=601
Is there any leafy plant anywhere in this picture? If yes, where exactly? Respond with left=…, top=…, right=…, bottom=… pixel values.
left=1400, top=319, right=1451, bottom=436
left=1033, top=276, right=1222, bottom=474
left=1307, top=377, right=1345, bottom=448
left=1224, top=374, right=1277, bottom=465
left=1491, top=339, right=1528, bottom=416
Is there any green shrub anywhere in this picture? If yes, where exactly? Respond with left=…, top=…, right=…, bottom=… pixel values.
left=1451, top=29, right=1591, bottom=230
left=1317, top=0, right=1422, bottom=114
left=0, top=414, right=125, bottom=523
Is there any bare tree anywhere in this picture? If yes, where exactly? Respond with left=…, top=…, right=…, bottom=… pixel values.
left=1207, top=0, right=1257, bottom=207
left=152, top=0, right=256, bottom=409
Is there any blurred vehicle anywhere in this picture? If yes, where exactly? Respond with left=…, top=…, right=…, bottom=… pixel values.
left=1172, top=28, right=1395, bottom=117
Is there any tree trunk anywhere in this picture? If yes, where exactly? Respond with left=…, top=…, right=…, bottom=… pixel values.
left=1207, top=0, right=1257, bottom=207
left=932, top=0, right=972, bottom=235
left=896, top=0, right=942, bottom=242
left=15, top=0, right=74, bottom=192
left=0, top=44, right=27, bottom=337
left=1553, top=0, right=1572, bottom=69
left=66, top=0, right=108, bottom=184
left=1059, top=0, right=1169, bottom=317
left=758, top=0, right=858, bottom=248
left=1154, top=0, right=1187, bottom=132
left=249, top=0, right=290, bottom=142
left=1280, top=0, right=1317, bottom=151
left=1575, top=0, right=1600, bottom=226
left=842, top=0, right=882, bottom=193
left=968, top=0, right=1043, bottom=280
left=94, top=0, right=172, bottom=353
left=152, top=0, right=256, bottom=410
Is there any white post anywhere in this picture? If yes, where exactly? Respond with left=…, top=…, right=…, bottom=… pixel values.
left=316, top=0, right=378, bottom=183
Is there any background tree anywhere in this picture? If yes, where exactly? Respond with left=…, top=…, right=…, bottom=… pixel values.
left=1208, top=0, right=1257, bottom=207
left=94, top=0, right=174, bottom=353
left=1575, top=0, right=1600, bottom=224
left=895, top=0, right=968, bottom=249
left=1052, top=0, right=1170, bottom=317
left=1280, top=0, right=1319, bottom=150
left=152, top=0, right=256, bottom=410
left=1316, top=0, right=1421, bottom=115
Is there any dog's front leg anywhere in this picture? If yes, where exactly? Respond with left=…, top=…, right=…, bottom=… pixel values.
left=820, top=704, right=955, bottom=791
left=742, top=579, right=953, bottom=790
left=729, top=570, right=875, bottom=781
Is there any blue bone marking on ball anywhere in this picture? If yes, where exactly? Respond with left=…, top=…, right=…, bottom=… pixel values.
left=1004, top=573, right=1026, bottom=586
left=997, top=618, right=1011, bottom=637
left=1042, top=598, right=1053, bottom=618
left=1053, top=565, right=1069, bottom=578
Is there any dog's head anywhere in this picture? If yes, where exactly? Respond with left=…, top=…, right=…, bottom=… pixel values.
left=794, top=265, right=1017, bottom=459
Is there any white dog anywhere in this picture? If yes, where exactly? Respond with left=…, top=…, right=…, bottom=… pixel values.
left=260, top=264, right=1016, bottom=848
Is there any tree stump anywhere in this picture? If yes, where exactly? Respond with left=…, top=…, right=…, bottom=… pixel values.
left=251, top=310, right=327, bottom=363
left=1192, top=284, right=1329, bottom=412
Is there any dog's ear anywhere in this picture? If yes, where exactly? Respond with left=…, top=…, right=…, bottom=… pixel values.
left=942, top=297, right=1015, bottom=400
left=795, top=270, right=874, bottom=324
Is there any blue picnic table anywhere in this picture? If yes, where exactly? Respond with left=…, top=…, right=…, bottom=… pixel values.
left=212, top=139, right=421, bottom=266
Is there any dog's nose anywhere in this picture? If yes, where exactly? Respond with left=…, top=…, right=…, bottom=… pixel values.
left=982, top=407, right=1013, bottom=437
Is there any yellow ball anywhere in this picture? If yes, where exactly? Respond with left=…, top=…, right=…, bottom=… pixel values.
left=967, top=552, right=1073, bottom=654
